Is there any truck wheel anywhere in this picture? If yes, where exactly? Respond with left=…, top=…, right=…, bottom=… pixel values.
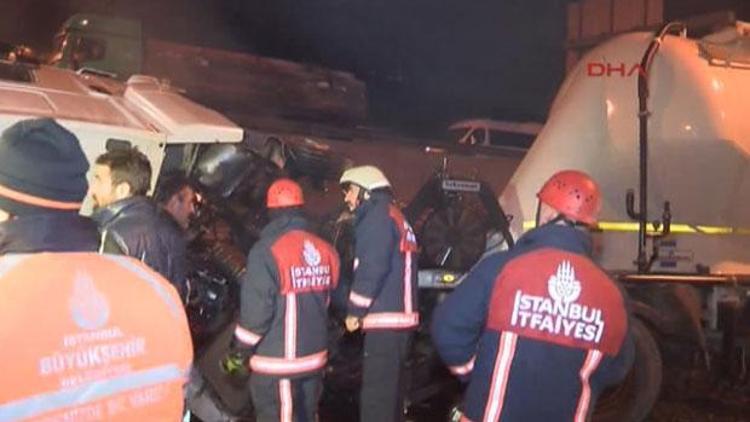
left=593, top=319, right=662, bottom=422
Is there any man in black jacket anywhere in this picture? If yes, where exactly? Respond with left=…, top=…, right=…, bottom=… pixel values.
left=89, top=147, right=188, bottom=300
left=340, top=165, right=419, bottom=422
left=0, top=118, right=99, bottom=254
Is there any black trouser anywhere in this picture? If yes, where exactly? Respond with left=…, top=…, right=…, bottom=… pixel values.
left=360, top=330, right=412, bottom=422
left=250, top=373, right=322, bottom=422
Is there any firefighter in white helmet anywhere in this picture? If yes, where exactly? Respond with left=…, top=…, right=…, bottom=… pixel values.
left=339, top=165, right=419, bottom=422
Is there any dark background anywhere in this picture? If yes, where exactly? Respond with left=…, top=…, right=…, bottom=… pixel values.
left=1, top=0, right=748, bottom=137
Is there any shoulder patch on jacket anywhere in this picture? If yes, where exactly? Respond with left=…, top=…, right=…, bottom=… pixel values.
left=270, top=230, right=340, bottom=295
left=487, top=248, right=627, bottom=355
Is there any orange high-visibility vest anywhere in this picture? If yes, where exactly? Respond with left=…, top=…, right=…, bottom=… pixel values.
left=0, top=253, right=193, bottom=422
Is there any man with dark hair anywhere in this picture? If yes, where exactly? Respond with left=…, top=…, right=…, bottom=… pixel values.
left=155, top=172, right=199, bottom=231
left=93, top=147, right=152, bottom=200
left=89, top=147, right=188, bottom=300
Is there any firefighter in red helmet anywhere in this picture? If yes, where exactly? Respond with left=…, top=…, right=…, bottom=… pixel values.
left=222, top=178, right=340, bottom=421
left=432, top=170, right=634, bottom=422
left=535, top=169, right=601, bottom=226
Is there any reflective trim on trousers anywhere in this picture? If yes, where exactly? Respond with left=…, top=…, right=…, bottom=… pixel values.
left=279, top=379, right=293, bottom=422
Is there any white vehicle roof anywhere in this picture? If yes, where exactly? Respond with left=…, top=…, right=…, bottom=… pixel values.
left=0, top=62, right=243, bottom=215
left=0, top=63, right=243, bottom=144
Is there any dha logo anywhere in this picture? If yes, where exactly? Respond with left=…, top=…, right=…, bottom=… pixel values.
left=510, top=260, right=605, bottom=343
left=587, top=62, right=648, bottom=78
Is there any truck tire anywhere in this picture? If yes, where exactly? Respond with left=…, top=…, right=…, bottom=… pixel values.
left=593, top=318, right=662, bottom=422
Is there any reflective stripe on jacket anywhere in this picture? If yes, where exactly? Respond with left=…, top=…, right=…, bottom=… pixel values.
left=0, top=252, right=193, bottom=422
left=431, top=224, right=634, bottom=421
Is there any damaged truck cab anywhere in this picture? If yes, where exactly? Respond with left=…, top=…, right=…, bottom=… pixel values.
left=0, top=61, right=243, bottom=212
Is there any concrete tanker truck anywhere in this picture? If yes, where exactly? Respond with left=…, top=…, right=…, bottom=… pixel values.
left=496, top=21, right=750, bottom=420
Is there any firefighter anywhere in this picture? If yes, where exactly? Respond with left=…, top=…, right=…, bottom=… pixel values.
left=431, top=170, right=634, bottom=421
left=222, top=178, right=340, bottom=422
left=339, top=165, right=419, bottom=422
left=0, top=118, right=193, bottom=421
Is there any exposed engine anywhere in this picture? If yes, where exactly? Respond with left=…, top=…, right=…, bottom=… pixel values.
left=174, top=136, right=511, bottom=420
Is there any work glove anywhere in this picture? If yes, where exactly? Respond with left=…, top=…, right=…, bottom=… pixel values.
left=219, top=352, right=249, bottom=377
left=220, top=337, right=253, bottom=379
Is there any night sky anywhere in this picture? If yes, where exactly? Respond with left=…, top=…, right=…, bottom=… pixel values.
left=2, top=0, right=569, bottom=136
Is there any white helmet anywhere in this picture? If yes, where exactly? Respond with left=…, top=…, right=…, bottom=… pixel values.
left=340, top=165, right=391, bottom=191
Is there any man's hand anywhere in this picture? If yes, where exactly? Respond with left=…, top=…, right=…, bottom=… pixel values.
left=345, top=315, right=361, bottom=332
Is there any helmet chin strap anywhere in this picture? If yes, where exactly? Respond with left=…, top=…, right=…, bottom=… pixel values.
left=350, top=185, right=369, bottom=211
left=535, top=200, right=576, bottom=228
left=358, top=187, right=369, bottom=203
left=550, top=214, right=576, bottom=227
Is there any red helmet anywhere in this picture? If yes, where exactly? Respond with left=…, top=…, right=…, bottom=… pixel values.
left=537, top=170, right=601, bottom=225
left=267, top=179, right=304, bottom=208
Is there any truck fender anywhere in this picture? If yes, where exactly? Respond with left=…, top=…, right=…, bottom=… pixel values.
left=626, top=284, right=707, bottom=355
